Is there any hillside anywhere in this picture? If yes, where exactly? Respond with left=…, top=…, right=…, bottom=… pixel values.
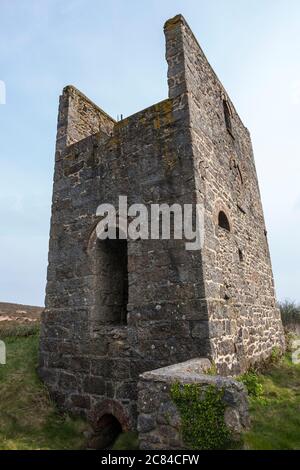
left=0, top=302, right=43, bottom=323
left=0, top=302, right=43, bottom=338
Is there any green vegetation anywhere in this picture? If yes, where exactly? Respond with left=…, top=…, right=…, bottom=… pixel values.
left=0, top=326, right=87, bottom=450
left=0, top=322, right=39, bottom=338
left=170, top=383, right=232, bottom=450
left=1, top=320, right=300, bottom=450
left=279, top=300, right=300, bottom=328
left=238, top=370, right=264, bottom=399
left=238, top=346, right=283, bottom=400
left=111, top=432, right=139, bottom=450
left=244, top=351, right=300, bottom=449
left=205, top=362, right=218, bottom=376
left=172, top=347, right=300, bottom=450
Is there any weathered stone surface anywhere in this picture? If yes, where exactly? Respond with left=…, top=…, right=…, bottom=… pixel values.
left=137, top=359, right=250, bottom=450
left=39, top=14, right=285, bottom=444
left=140, top=358, right=212, bottom=382
left=137, top=414, right=156, bottom=433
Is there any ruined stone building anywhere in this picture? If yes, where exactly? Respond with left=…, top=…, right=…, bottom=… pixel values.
left=39, top=15, right=284, bottom=441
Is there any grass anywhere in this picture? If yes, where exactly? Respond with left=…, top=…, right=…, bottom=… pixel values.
left=0, top=325, right=87, bottom=450
left=244, top=351, right=300, bottom=450
left=0, top=322, right=40, bottom=338
left=111, top=432, right=139, bottom=450
left=1, top=322, right=300, bottom=450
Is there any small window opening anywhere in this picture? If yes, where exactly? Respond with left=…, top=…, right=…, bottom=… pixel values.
left=223, top=100, right=233, bottom=136
left=238, top=248, right=244, bottom=262
left=218, top=211, right=230, bottom=232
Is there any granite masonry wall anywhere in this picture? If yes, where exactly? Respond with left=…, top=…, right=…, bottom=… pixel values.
left=39, top=14, right=285, bottom=442
left=137, top=359, right=250, bottom=450
left=164, top=15, right=285, bottom=374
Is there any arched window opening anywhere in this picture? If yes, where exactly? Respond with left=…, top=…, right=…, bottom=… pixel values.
left=223, top=99, right=233, bottom=135
left=94, top=229, right=128, bottom=326
left=218, top=211, right=230, bottom=232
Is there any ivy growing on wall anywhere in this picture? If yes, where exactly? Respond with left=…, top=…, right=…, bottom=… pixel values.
left=170, top=383, right=232, bottom=450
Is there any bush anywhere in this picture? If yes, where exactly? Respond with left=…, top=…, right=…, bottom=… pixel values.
left=238, top=370, right=263, bottom=399
left=279, top=300, right=300, bottom=327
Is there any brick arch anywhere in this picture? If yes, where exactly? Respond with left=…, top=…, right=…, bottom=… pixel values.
left=89, top=399, right=131, bottom=432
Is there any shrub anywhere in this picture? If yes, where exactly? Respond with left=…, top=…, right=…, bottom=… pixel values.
left=269, top=346, right=282, bottom=365
left=279, top=300, right=300, bottom=327
left=238, top=370, right=263, bottom=399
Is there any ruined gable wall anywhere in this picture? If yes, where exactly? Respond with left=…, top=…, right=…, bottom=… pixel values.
left=56, top=85, right=115, bottom=154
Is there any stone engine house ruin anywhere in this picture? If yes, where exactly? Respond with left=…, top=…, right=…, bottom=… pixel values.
left=39, top=15, right=285, bottom=443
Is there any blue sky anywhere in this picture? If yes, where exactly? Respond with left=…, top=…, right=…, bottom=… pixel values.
left=0, top=0, right=299, bottom=306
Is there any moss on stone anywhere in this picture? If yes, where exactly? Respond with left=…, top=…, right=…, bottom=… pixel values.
left=170, top=382, right=232, bottom=450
